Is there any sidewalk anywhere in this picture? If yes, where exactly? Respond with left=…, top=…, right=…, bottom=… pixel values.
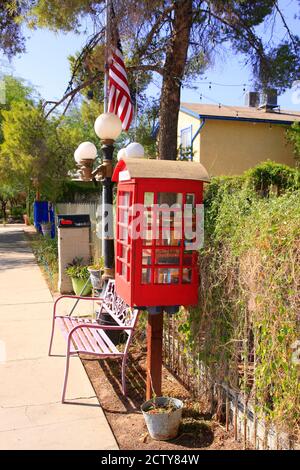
left=0, top=225, right=118, bottom=450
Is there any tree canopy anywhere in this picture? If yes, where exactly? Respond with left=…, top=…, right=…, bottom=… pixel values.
left=0, top=75, right=34, bottom=143
left=0, top=1, right=28, bottom=57
left=0, top=1, right=299, bottom=161
left=0, top=75, right=101, bottom=202
left=21, top=0, right=299, bottom=160
left=288, top=122, right=300, bottom=164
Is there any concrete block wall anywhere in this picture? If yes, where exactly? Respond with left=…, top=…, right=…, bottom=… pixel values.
left=58, top=227, right=91, bottom=294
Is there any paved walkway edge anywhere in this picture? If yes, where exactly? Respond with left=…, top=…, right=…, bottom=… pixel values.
left=0, top=225, right=118, bottom=450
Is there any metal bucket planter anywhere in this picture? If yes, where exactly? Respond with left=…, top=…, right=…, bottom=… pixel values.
left=41, top=223, right=52, bottom=238
left=141, top=397, right=183, bottom=441
left=88, top=268, right=103, bottom=290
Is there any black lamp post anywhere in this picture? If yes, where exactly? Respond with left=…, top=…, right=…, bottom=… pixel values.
left=74, top=114, right=122, bottom=283
left=93, top=113, right=122, bottom=282
left=74, top=115, right=144, bottom=285
left=98, top=139, right=115, bottom=281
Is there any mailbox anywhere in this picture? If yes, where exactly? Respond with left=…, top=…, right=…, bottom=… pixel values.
left=112, top=158, right=210, bottom=309
left=57, top=214, right=91, bottom=294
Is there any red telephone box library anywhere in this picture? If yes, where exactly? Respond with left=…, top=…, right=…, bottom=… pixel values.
left=112, top=158, right=210, bottom=309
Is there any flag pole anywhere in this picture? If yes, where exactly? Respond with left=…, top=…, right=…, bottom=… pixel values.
left=104, top=0, right=111, bottom=113
left=101, top=0, right=115, bottom=283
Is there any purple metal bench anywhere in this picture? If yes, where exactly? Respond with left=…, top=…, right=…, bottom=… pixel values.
left=48, top=280, right=139, bottom=403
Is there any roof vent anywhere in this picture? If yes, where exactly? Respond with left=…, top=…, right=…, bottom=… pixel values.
left=259, top=89, right=278, bottom=111
left=245, top=91, right=260, bottom=108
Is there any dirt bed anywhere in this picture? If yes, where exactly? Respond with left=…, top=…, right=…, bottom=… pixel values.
left=81, top=346, right=245, bottom=451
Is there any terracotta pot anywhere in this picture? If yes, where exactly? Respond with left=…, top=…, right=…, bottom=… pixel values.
left=23, top=214, right=30, bottom=225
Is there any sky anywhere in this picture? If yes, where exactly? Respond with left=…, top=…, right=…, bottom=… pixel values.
left=0, top=0, right=299, bottom=112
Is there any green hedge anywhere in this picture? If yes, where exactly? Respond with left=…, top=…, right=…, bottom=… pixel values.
left=57, top=180, right=100, bottom=202
left=178, top=162, right=300, bottom=438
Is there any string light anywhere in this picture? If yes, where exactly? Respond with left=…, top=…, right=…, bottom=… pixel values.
left=199, top=92, right=241, bottom=116
left=196, top=80, right=251, bottom=89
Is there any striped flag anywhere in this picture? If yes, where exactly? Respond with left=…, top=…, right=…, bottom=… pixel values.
left=108, top=7, right=133, bottom=131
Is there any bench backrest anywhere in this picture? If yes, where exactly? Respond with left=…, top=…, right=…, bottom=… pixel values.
left=97, top=280, right=139, bottom=330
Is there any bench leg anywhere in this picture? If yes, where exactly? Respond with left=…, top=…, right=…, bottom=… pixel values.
left=62, top=350, right=71, bottom=403
left=121, top=355, right=127, bottom=396
left=48, top=316, right=56, bottom=356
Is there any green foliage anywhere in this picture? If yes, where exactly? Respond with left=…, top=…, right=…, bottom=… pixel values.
left=34, top=235, right=58, bottom=268
left=0, top=1, right=27, bottom=57
left=65, top=257, right=90, bottom=280
left=177, top=162, right=300, bottom=438
left=178, top=144, right=194, bottom=161
left=259, top=40, right=300, bottom=93
left=0, top=77, right=37, bottom=204
left=0, top=74, right=107, bottom=205
left=117, top=110, right=158, bottom=159
left=88, top=257, right=104, bottom=271
left=246, top=161, right=300, bottom=195
left=30, top=233, right=58, bottom=289
left=0, top=98, right=75, bottom=201
left=0, top=183, right=21, bottom=220
left=2, top=102, right=46, bottom=175
left=0, top=75, right=34, bottom=144
left=26, top=0, right=99, bottom=32
left=287, top=122, right=300, bottom=164
left=10, top=205, right=25, bottom=219
left=0, top=75, right=33, bottom=111
left=24, top=1, right=300, bottom=96
left=57, top=180, right=100, bottom=203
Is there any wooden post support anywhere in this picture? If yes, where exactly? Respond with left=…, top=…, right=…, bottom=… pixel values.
left=146, top=312, right=163, bottom=400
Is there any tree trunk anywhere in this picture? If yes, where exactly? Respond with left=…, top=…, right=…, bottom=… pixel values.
left=158, top=0, right=193, bottom=161
left=1, top=200, right=7, bottom=222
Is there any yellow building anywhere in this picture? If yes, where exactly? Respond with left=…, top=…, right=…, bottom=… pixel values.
left=178, top=103, right=300, bottom=176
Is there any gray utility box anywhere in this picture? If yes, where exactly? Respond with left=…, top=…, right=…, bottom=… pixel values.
left=57, top=215, right=91, bottom=294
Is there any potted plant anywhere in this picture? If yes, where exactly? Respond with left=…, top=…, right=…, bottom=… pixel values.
left=141, top=395, right=183, bottom=441
left=40, top=221, right=52, bottom=238
left=65, top=257, right=92, bottom=296
left=88, top=257, right=104, bottom=290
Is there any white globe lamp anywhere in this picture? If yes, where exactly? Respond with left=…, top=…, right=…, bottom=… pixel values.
left=74, top=147, right=82, bottom=164
left=117, top=148, right=126, bottom=161
left=94, top=113, right=122, bottom=141
left=76, top=141, right=97, bottom=161
left=125, top=142, right=145, bottom=159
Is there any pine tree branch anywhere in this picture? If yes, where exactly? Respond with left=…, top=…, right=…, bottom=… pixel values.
left=43, top=73, right=103, bottom=118
left=43, top=63, right=163, bottom=119
left=135, top=4, right=176, bottom=60
left=274, top=1, right=298, bottom=52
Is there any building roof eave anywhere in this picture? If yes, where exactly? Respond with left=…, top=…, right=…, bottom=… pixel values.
left=179, top=105, right=295, bottom=126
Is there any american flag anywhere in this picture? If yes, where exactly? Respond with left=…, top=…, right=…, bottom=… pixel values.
left=107, top=7, right=133, bottom=132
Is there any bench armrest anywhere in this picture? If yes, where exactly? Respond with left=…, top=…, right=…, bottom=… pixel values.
left=53, top=295, right=104, bottom=319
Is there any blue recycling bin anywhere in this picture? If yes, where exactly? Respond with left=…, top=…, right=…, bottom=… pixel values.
left=34, top=201, right=55, bottom=238
left=33, top=201, right=49, bottom=233
left=49, top=203, right=55, bottom=238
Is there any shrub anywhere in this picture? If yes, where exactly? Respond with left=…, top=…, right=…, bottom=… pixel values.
left=30, top=234, right=58, bottom=289
left=65, top=257, right=90, bottom=280
left=177, top=162, right=300, bottom=439
left=10, top=206, right=25, bottom=219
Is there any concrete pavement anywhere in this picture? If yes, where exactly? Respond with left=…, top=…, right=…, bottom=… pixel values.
left=0, top=224, right=118, bottom=450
